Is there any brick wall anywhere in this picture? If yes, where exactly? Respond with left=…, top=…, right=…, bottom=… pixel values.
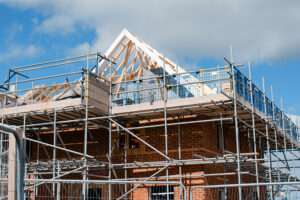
left=27, top=115, right=265, bottom=199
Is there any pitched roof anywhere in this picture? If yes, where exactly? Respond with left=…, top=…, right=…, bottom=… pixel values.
left=98, top=29, right=186, bottom=80
left=98, top=29, right=215, bottom=96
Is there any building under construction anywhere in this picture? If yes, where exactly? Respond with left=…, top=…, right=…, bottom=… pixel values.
left=0, top=29, right=299, bottom=200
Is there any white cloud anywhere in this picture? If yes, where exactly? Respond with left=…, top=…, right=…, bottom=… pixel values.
left=5, top=22, right=24, bottom=42
left=32, top=18, right=38, bottom=24
left=69, top=42, right=90, bottom=56
left=288, top=104, right=300, bottom=113
left=2, top=0, right=300, bottom=63
left=288, top=114, right=300, bottom=129
left=0, top=44, right=42, bottom=62
left=69, top=28, right=113, bottom=56
left=35, top=15, right=75, bottom=34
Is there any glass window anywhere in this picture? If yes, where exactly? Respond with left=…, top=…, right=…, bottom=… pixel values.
left=149, top=186, right=174, bottom=200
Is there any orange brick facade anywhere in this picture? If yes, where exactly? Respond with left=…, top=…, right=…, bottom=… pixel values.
left=27, top=115, right=264, bottom=199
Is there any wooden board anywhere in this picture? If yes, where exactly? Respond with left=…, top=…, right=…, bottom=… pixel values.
left=112, top=93, right=229, bottom=115
left=0, top=98, right=82, bottom=117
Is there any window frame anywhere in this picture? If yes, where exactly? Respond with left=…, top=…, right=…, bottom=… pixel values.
left=117, top=130, right=141, bottom=150
left=149, top=185, right=175, bottom=200
left=217, top=125, right=225, bottom=151
left=86, top=187, right=102, bottom=200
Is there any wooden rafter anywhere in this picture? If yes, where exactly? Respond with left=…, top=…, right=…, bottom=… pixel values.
left=125, top=51, right=139, bottom=80
left=96, top=29, right=216, bottom=98
left=35, top=86, right=55, bottom=101
left=107, top=42, right=136, bottom=81
left=115, top=42, right=134, bottom=94
left=97, top=29, right=187, bottom=85
left=100, top=40, right=131, bottom=77
left=42, top=83, right=66, bottom=102
left=17, top=84, right=46, bottom=102
left=98, top=29, right=189, bottom=80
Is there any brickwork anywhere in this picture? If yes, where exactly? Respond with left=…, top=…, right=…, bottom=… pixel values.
left=132, top=187, right=148, bottom=200
left=27, top=115, right=264, bottom=199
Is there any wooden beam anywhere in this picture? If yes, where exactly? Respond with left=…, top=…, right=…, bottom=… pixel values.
left=126, top=51, right=139, bottom=80
left=107, top=44, right=136, bottom=81
left=34, top=86, right=54, bottom=101
left=17, top=85, right=44, bottom=102
left=99, top=40, right=130, bottom=75
left=101, top=41, right=131, bottom=77
left=121, top=41, right=133, bottom=70
left=42, top=84, right=66, bottom=102
left=0, top=94, right=17, bottom=103
left=113, top=40, right=130, bottom=62
left=114, top=41, right=134, bottom=86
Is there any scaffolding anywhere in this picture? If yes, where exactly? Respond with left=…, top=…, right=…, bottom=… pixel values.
left=0, top=30, right=300, bottom=200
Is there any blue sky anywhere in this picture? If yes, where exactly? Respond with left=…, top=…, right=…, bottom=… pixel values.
left=0, top=0, right=300, bottom=118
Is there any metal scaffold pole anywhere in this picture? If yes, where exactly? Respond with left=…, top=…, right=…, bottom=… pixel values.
left=124, top=125, right=128, bottom=198
left=262, top=77, right=274, bottom=199
left=281, top=97, right=290, bottom=198
left=177, top=115, right=183, bottom=200
left=281, top=98, right=287, bottom=153
left=23, top=114, right=27, bottom=200
left=290, top=120, right=296, bottom=199
left=52, top=110, right=57, bottom=199
left=220, top=112, right=227, bottom=200
left=82, top=51, right=90, bottom=199
left=108, top=59, right=112, bottom=200
left=248, top=62, right=260, bottom=199
left=56, top=161, right=60, bottom=199
left=163, top=55, right=170, bottom=200
left=226, top=57, right=242, bottom=200
left=271, top=86, right=281, bottom=182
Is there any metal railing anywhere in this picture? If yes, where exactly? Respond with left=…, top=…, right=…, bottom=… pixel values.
left=111, top=67, right=231, bottom=106
left=190, top=182, right=300, bottom=200
left=234, top=68, right=298, bottom=141
left=24, top=179, right=187, bottom=200
left=1, top=54, right=297, bottom=142
left=0, top=54, right=100, bottom=109
left=111, top=65, right=298, bottom=142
